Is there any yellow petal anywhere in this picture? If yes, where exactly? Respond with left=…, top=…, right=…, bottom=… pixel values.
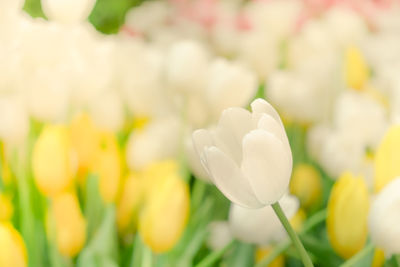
left=50, top=192, right=86, bottom=257
left=374, top=126, right=400, bottom=192
left=0, top=222, right=27, bottom=267
left=32, top=125, right=74, bottom=197
left=117, top=172, right=144, bottom=233
left=70, top=113, right=99, bottom=177
left=255, top=246, right=285, bottom=267
left=91, top=132, right=121, bottom=203
left=0, top=193, right=13, bottom=221
left=344, top=45, right=369, bottom=90
left=290, top=164, right=322, bottom=209
left=139, top=170, right=189, bottom=253
left=327, top=172, right=370, bottom=259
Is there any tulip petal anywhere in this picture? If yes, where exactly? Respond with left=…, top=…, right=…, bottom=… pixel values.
left=257, top=114, right=292, bottom=166
left=204, top=146, right=263, bottom=208
left=251, top=98, right=284, bottom=127
left=214, top=107, right=254, bottom=164
left=241, top=129, right=292, bottom=205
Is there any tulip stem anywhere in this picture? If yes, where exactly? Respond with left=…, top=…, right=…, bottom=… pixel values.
left=194, top=239, right=236, bottom=267
left=339, top=242, right=374, bottom=267
left=271, top=202, right=314, bottom=267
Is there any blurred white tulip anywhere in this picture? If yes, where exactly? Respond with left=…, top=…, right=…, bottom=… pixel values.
left=369, top=178, right=400, bottom=257
left=207, top=221, right=233, bottom=251
left=229, top=194, right=299, bottom=245
left=192, top=98, right=292, bottom=208
left=0, top=96, right=29, bottom=145
left=41, top=0, right=96, bottom=24
left=126, top=116, right=181, bottom=170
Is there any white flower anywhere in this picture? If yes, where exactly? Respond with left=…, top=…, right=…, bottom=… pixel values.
left=369, top=178, right=400, bottom=257
left=0, top=95, right=29, bottom=145
left=229, top=194, right=299, bottom=245
left=207, top=221, right=233, bottom=251
left=192, top=98, right=292, bottom=208
left=206, top=59, right=257, bottom=119
left=88, top=91, right=124, bottom=132
left=41, top=0, right=96, bottom=24
left=165, top=40, right=209, bottom=94
left=185, top=137, right=211, bottom=182
left=126, top=116, right=181, bottom=170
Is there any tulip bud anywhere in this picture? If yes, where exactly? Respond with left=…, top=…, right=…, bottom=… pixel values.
left=192, top=98, right=292, bottom=208
left=368, top=178, right=400, bottom=257
left=117, top=173, right=144, bottom=233
left=327, top=172, right=370, bottom=259
left=32, top=125, right=75, bottom=197
left=139, top=166, right=190, bottom=253
left=49, top=192, right=86, bottom=257
left=374, top=126, right=400, bottom=192
left=0, top=223, right=27, bottom=267
left=372, top=248, right=385, bottom=267
left=0, top=194, right=13, bottom=221
left=344, top=45, right=369, bottom=90
left=70, top=113, right=99, bottom=177
left=290, top=164, right=322, bottom=209
left=90, top=132, right=121, bottom=203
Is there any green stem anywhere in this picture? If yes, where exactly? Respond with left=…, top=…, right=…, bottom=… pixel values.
left=255, top=209, right=326, bottom=267
left=271, top=202, right=314, bottom=267
left=339, top=242, right=374, bottom=267
left=194, top=239, right=236, bottom=267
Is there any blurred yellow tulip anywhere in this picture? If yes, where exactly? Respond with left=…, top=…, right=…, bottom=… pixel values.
left=139, top=161, right=189, bottom=253
left=327, top=172, right=370, bottom=259
left=50, top=192, right=86, bottom=257
left=255, top=246, right=285, bottom=267
left=70, top=113, right=99, bottom=177
left=374, top=125, right=400, bottom=192
left=344, top=45, right=369, bottom=90
left=0, top=193, right=13, bottom=221
left=0, top=222, right=27, bottom=267
left=290, top=208, right=307, bottom=233
left=0, top=143, right=13, bottom=186
left=372, top=248, right=385, bottom=267
left=290, top=164, right=322, bottom=209
left=90, top=132, right=122, bottom=203
left=32, top=125, right=75, bottom=197
left=117, top=172, right=144, bottom=233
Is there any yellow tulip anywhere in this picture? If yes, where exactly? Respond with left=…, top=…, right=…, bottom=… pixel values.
left=0, top=143, right=13, bottom=186
left=90, top=132, right=121, bottom=203
left=70, top=113, right=99, bottom=177
left=372, top=248, right=385, bottom=267
left=0, top=222, right=27, bottom=267
left=139, top=162, right=189, bottom=253
left=290, top=164, right=322, bottom=209
left=0, top=193, right=13, bottom=221
left=32, top=125, right=75, bottom=197
left=327, top=172, right=370, bottom=259
left=344, top=45, right=369, bottom=90
left=255, top=246, right=285, bottom=267
left=117, top=172, right=144, bottom=233
left=374, top=125, right=400, bottom=192
left=49, top=192, right=86, bottom=257
left=290, top=208, right=307, bottom=233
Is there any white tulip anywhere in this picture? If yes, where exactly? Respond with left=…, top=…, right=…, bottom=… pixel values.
left=207, top=221, right=233, bottom=251
left=185, top=137, right=211, bottom=183
left=192, top=98, right=292, bottom=208
left=206, top=59, right=257, bottom=120
left=126, top=116, right=181, bottom=170
left=369, top=178, right=400, bottom=257
left=88, top=91, right=124, bottom=132
left=229, top=194, right=299, bottom=245
left=0, top=96, right=29, bottom=145
left=165, top=40, right=209, bottom=94
left=41, top=0, right=96, bottom=24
